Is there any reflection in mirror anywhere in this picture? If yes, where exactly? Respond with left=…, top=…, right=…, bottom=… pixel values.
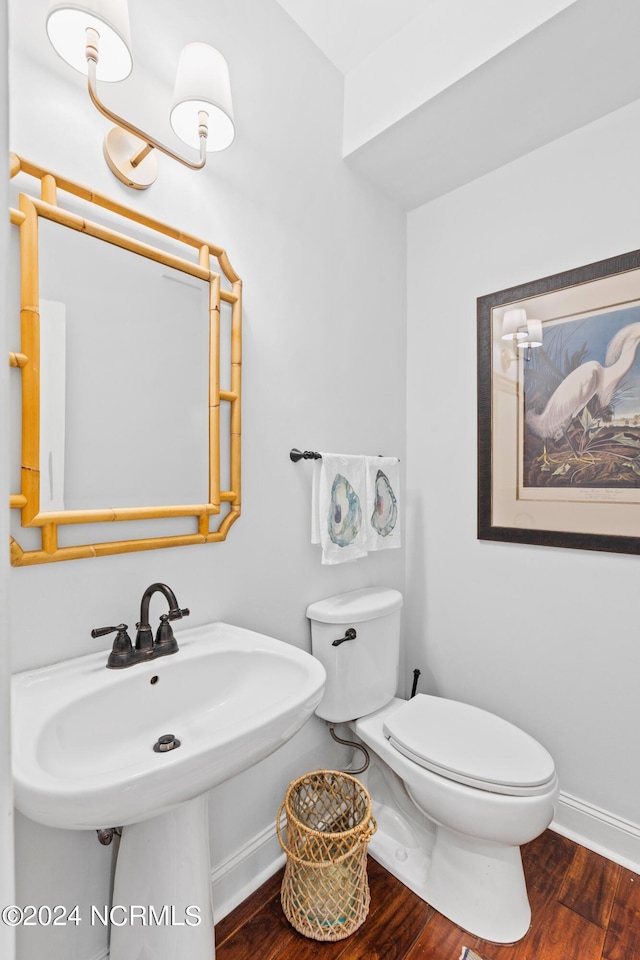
left=38, top=219, right=210, bottom=510
left=39, top=299, right=66, bottom=512
left=8, top=155, right=242, bottom=565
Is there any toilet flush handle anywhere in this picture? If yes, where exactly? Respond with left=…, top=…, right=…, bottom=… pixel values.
left=332, top=628, right=356, bottom=647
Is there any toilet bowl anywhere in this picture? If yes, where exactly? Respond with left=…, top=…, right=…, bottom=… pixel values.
left=307, top=587, right=558, bottom=944
left=353, top=697, right=558, bottom=942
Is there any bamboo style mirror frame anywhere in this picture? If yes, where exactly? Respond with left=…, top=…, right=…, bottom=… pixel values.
left=8, top=155, right=242, bottom=565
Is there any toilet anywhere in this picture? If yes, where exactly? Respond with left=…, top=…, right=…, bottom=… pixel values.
left=307, top=587, right=558, bottom=944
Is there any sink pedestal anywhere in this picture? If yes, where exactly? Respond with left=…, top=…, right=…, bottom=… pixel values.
left=110, top=794, right=215, bottom=960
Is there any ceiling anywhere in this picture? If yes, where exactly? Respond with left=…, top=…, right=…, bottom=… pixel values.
left=274, top=0, right=640, bottom=211
left=273, top=0, right=430, bottom=74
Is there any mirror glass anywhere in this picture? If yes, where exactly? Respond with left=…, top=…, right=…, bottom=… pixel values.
left=9, top=159, right=242, bottom=565
left=38, top=219, right=210, bottom=511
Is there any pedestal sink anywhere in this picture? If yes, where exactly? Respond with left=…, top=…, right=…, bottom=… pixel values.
left=12, top=621, right=326, bottom=960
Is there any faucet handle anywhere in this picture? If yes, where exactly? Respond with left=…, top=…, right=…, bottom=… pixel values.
left=155, top=614, right=180, bottom=656
left=91, top=623, right=128, bottom=638
left=91, top=624, right=135, bottom=669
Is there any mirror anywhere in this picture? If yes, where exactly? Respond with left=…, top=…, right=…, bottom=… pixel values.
left=38, top=220, right=211, bottom=511
left=9, top=155, right=242, bottom=565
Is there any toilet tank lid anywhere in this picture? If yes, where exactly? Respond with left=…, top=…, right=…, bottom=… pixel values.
left=306, top=587, right=403, bottom=624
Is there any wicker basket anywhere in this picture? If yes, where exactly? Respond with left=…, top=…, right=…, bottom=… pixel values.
left=276, top=770, right=376, bottom=941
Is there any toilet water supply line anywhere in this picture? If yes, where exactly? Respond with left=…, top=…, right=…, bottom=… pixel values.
left=327, top=723, right=370, bottom=774
left=96, top=826, right=121, bottom=845
left=327, top=668, right=422, bottom=775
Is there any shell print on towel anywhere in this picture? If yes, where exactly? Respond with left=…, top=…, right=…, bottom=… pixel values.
left=370, top=469, right=397, bottom=537
left=328, top=474, right=362, bottom=546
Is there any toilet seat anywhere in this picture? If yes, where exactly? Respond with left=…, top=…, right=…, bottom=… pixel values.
left=383, top=695, right=556, bottom=797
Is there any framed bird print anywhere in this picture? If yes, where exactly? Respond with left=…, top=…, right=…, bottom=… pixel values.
left=477, top=248, right=640, bottom=554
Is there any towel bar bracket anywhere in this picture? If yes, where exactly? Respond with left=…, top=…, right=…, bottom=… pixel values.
left=290, top=448, right=322, bottom=462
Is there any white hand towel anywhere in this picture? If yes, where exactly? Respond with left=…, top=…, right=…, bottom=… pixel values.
left=311, top=459, right=321, bottom=544
left=365, top=456, right=401, bottom=550
left=313, top=453, right=369, bottom=564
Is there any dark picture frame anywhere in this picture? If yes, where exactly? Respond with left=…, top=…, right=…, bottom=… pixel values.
left=477, top=248, right=640, bottom=555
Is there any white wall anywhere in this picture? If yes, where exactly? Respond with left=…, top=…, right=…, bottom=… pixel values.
left=407, top=98, right=640, bottom=866
left=7, top=2, right=406, bottom=957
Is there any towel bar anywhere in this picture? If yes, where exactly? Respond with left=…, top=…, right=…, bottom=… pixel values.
left=290, top=448, right=398, bottom=463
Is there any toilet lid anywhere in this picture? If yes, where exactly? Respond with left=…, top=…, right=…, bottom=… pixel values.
left=383, top=695, right=556, bottom=797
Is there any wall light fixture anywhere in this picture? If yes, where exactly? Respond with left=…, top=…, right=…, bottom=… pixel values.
left=500, top=308, right=543, bottom=370
left=46, top=0, right=235, bottom=189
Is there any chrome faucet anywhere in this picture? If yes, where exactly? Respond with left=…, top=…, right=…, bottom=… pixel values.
left=91, top=582, right=190, bottom=669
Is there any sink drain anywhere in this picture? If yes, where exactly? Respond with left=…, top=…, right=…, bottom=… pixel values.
left=153, top=734, right=181, bottom=753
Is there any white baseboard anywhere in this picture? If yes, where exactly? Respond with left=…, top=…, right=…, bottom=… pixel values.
left=552, top=791, right=640, bottom=875
left=210, top=822, right=285, bottom=924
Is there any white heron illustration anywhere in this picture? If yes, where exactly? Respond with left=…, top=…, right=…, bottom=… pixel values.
left=526, top=321, right=640, bottom=458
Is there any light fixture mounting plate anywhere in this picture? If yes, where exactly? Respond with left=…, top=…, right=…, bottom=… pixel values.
left=103, top=127, right=158, bottom=190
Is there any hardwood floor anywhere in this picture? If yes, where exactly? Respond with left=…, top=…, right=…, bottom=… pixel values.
left=215, top=831, right=640, bottom=960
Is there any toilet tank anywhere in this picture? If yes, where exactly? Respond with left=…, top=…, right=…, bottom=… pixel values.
left=306, top=587, right=403, bottom=722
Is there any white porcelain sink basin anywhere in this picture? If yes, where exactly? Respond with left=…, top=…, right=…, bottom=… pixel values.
left=12, top=621, right=326, bottom=830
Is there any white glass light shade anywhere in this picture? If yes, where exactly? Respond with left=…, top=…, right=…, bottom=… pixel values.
left=501, top=308, right=527, bottom=340
left=517, top=319, right=543, bottom=349
left=170, top=43, right=235, bottom=152
left=46, top=0, right=132, bottom=82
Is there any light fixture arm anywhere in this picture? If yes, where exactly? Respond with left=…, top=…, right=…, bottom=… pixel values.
left=85, top=28, right=207, bottom=173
